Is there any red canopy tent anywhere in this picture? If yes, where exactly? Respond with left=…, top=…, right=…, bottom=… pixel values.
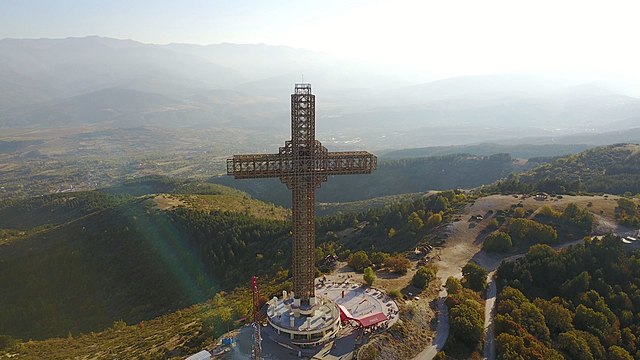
left=337, top=304, right=388, bottom=328
left=354, top=312, right=388, bottom=328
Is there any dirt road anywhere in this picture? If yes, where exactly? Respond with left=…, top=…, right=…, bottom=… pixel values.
left=413, top=194, right=627, bottom=360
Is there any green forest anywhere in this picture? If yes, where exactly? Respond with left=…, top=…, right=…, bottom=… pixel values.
left=0, top=176, right=461, bottom=342
left=495, top=236, right=640, bottom=359
left=492, top=144, right=640, bottom=195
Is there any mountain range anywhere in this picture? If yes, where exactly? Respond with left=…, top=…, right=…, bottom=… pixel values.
left=1, top=36, right=639, bottom=149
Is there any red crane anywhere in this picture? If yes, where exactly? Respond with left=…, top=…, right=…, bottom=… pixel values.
left=251, top=276, right=263, bottom=360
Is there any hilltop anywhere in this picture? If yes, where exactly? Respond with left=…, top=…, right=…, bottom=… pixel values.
left=0, top=177, right=290, bottom=340
left=0, top=174, right=469, bottom=343
left=494, top=143, right=640, bottom=195
left=381, top=143, right=593, bottom=160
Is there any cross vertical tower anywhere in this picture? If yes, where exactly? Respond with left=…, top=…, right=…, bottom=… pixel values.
left=227, top=83, right=376, bottom=306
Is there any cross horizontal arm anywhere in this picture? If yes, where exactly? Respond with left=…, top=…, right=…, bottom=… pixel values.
left=226, top=153, right=285, bottom=179
left=226, top=151, right=377, bottom=179
left=319, top=151, right=377, bottom=176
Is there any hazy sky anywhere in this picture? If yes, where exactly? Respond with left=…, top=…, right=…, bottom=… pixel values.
left=2, top=0, right=640, bottom=78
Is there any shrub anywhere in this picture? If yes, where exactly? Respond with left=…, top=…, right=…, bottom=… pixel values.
left=363, top=267, right=376, bottom=286
left=348, top=251, right=371, bottom=272
left=482, top=231, right=512, bottom=252
left=388, top=289, right=403, bottom=299
left=385, top=255, right=411, bottom=275
left=462, top=262, right=488, bottom=292
left=0, top=335, right=20, bottom=351
left=446, top=277, right=463, bottom=295
left=450, top=298, right=484, bottom=347
left=412, top=265, right=437, bottom=289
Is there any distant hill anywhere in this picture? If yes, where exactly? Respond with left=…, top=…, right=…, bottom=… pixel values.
left=0, top=36, right=242, bottom=101
left=493, top=143, right=640, bottom=194
left=0, top=178, right=290, bottom=340
left=381, top=143, right=594, bottom=160
left=0, top=173, right=457, bottom=342
left=320, top=76, right=640, bottom=132
left=496, top=127, right=640, bottom=146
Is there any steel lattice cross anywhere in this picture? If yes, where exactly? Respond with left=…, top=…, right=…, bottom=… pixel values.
left=227, top=83, right=377, bottom=305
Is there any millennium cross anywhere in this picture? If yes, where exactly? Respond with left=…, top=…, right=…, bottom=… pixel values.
left=227, top=83, right=377, bottom=306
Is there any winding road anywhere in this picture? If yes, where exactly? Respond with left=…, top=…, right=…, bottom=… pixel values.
left=412, top=288, right=449, bottom=360
left=482, top=272, right=497, bottom=360
left=410, top=194, right=625, bottom=360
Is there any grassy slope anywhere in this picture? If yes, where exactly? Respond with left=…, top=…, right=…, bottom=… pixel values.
left=0, top=179, right=290, bottom=341
left=3, top=193, right=631, bottom=359
left=168, top=184, right=289, bottom=221
left=7, top=288, right=256, bottom=360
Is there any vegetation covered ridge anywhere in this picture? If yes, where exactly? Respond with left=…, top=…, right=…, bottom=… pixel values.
left=0, top=176, right=292, bottom=341
left=495, top=236, right=640, bottom=360
left=492, top=143, right=640, bottom=195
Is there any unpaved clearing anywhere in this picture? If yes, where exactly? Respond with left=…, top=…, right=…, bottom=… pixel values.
left=433, top=194, right=627, bottom=279
left=413, top=193, right=633, bottom=360
left=152, top=194, right=186, bottom=210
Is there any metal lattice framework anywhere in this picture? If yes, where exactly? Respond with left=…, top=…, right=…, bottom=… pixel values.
left=228, top=84, right=377, bottom=305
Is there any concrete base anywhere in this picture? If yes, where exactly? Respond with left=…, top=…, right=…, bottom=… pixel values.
left=267, top=296, right=341, bottom=347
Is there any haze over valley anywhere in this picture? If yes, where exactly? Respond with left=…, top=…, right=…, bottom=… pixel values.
left=1, top=36, right=640, bottom=200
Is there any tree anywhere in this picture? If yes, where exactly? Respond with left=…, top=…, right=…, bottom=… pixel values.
left=348, top=251, right=371, bottom=272
left=539, top=205, right=560, bottom=218
left=408, top=211, right=424, bottom=232
left=412, top=265, right=437, bottom=289
left=450, top=298, right=484, bottom=347
left=113, top=319, right=127, bottom=330
left=388, top=227, right=396, bottom=239
left=363, top=267, right=376, bottom=286
left=483, top=231, right=512, bottom=252
left=616, top=198, right=637, bottom=215
left=462, top=262, right=488, bottom=292
left=0, top=335, right=20, bottom=352
left=559, top=203, right=595, bottom=231
left=388, top=289, right=402, bottom=299
left=432, top=195, right=450, bottom=212
left=369, top=251, right=388, bottom=267
left=385, top=255, right=411, bottom=275
left=496, top=332, right=564, bottom=360
left=557, top=331, right=595, bottom=360
left=486, top=218, right=499, bottom=231
left=608, top=345, right=633, bottom=360
left=508, top=218, right=557, bottom=244
left=533, top=298, right=574, bottom=336
left=425, top=213, right=442, bottom=228
left=620, top=327, right=637, bottom=355
left=561, top=271, right=591, bottom=297
left=573, top=305, right=611, bottom=344
left=513, top=302, right=551, bottom=342
left=446, top=277, right=463, bottom=295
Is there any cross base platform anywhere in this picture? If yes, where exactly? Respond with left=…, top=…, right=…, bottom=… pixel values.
left=266, top=293, right=341, bottom=347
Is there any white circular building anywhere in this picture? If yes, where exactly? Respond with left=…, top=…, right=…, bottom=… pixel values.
left=266, top=292, right=341, bottom=347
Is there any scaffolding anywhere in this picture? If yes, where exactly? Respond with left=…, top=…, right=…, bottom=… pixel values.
left=228, top=84, right=377, bottom=305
